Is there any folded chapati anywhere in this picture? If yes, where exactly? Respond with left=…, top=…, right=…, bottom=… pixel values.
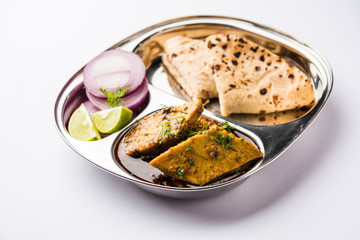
left=162, top=36, right=218, bottom=100
left=205, top=34, right=315, bottom=116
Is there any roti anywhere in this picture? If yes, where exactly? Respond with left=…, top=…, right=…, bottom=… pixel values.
left=205, top=34, right=315, bottom=116
left=162, top=36, right=218, bottom=100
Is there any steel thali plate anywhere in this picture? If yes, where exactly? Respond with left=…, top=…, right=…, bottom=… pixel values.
left=54, top=16, right=333, bottom=198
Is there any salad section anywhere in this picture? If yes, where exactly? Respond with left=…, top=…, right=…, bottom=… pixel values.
left=67, top=49, right=149, bottom=141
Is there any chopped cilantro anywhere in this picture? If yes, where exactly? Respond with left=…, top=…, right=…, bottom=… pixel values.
left=187, top=124, right=209, bottom=138
left=176, top=167, right=185, bottom=178
left=158, top=115, right=185, bottom=142
left=200, top=125, right=210, bottom=132
left=222, top=121, right=234, bottom=131
left=171, top=115, right=185, bottom=121
left=161, top=104, right=171, bottom=112
left=214, top=131, right=233, bottom=149
left=100, top=86, right=129, bottom=107
left=189, top=159, right=195, bottom=165
left=188, top=131, right=198, bottom=138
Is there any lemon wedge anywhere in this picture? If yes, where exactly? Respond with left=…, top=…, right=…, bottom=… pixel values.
left=68, top=104, right=101, bottom=141
left=93, top=106, right=133, bottom=134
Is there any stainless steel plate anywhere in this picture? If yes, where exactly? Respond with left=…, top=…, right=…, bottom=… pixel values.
left=54, top=16, right=333, bottom=198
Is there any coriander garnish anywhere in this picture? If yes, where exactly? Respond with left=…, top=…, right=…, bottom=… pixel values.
left=200, top=125, right=210, bottom=133
left=187, top=124, right=209, bottom=138
left=172, top=115, right=185, bottom=120
left=222, top=121, right=234, bottom=131
left=188, top=131, right=198, bottom=138
left=158, top=127, right=174, bottom=142
left=176, top=167, right=185, bottom=178
left=158, top=115, right=185, bottom=142
left=214, top=131, right=233, bottom=149
left=100, top=86, right=129, bottom=107
left=161, top=104, right=171, bottom=112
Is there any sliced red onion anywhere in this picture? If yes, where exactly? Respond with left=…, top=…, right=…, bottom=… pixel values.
left=86, top=77, right=149, bottom=111
left=83, top=49, right=145, bottom=98
left=83, top=100, right=100, bottom=117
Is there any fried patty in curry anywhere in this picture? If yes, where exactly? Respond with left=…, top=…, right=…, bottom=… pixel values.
left=125, top=99, right=203, bottom=156
left=149, top=126, right=263, bottom=185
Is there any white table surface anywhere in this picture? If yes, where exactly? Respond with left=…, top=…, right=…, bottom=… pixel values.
left=1, top=0, right=359, bottom=239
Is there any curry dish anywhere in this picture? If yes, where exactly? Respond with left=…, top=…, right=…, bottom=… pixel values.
left=120, top=100, right=263, bottom=186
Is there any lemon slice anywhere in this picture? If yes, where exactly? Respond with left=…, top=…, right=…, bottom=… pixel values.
left=68, top=104, right=101, bottom=141
left=93, top=106, right=133, bottom=134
